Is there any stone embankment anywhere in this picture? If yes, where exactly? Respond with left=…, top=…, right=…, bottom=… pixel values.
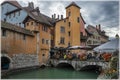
left=1, top=53, right=41, bottom=77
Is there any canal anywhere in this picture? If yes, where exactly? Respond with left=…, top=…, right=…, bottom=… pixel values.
left=3, top=67, right=99, bottom=79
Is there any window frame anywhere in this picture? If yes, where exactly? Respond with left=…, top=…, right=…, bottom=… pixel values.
left=46, top=40, right=49, bottom=44
left=68, top=11, right=71, bottom=16
left=42, top=38, right=45, bottom=44
left=31, top=22, right=34, bottom=25
left=77, top=17, right=80, bottom=23
left=68, top=31, right=70, bottom=36
left=60, top=26, right=65, bottom=33
left=69, top=22, right=71, bottom=27
left=60, top=37, right=65, bottom=44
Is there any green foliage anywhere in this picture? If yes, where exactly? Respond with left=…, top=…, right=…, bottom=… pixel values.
left=109, top=56, right=118, bottom=70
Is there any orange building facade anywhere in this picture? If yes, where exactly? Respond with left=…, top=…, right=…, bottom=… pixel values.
left=24, top=17, right=52, bottom=64
left=1, top=21, right=37, bottom=56
left=54, top=2, right=87, bottom=49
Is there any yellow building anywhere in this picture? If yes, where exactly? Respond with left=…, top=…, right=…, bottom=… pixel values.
left=54, top=2, right=85, bottom=49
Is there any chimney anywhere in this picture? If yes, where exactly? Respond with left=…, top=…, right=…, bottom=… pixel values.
left=52, top=15, right=54, bottom=19
left=96, top=25, right=98, bottom=29
left=58, top=15, right=59, bottom=19
left=54, top=14, right=56, bottom=19
left=61, top=15, right=63, bottom=19
left=98, top=24, right=101, bottom=31
left=36, top=7, right=40, bottom=15
left=28, top=2, right=34, bottom=10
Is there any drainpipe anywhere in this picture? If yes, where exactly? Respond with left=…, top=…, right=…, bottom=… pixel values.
left=36, top=32, right=40, bottom=65
left=48, top=31, right=51, bottom=64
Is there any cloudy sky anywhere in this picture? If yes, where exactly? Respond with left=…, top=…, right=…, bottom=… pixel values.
left=2, top=0, right=119, bottom=39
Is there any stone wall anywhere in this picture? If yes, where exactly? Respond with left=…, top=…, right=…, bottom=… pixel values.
left=10, top=54, right=39, bottom=69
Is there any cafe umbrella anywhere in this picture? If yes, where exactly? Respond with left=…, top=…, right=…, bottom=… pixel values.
left=93, top=38, right=119, bottom=53
left=68, top=46, right=92, bottom=50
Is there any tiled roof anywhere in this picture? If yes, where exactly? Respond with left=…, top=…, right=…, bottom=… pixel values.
left=23, top=7, right=54, bottom=26
left=1, top=21, right=34, bottom=36
left=85, top=29, right=93, bottom=36
left=86, top=25, right=97, bottom=34
left=86, top=25, right=108, bottom=38
left=6, top=8, right=22, bottom=15
left=97, top=30, right=108, bottom=38
left=1, top=0, right=22, bottom=8
left=66, top=2, right=81, bottom=9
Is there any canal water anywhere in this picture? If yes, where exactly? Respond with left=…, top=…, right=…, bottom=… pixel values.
left=3, top=67, right=99, bottom=79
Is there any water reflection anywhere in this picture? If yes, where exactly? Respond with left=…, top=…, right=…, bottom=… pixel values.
left=3, top=67, right=99, bottom=79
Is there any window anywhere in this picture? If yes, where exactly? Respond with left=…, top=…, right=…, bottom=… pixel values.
left=69, top=22, right=71, bottom=27
left=19, top=23, right=21, bottom=26
left=18, top=11, right=20, bottom=16
left=42, top=54, right=45, bottom=56
left=31, top=22, right=33, bottom=25
left=45, top=27, right=48, bottom=32
left=14, top=12, right=16, bottom=17
left=98, top=37, right=100, bottom=40
left=87, top=40, right=91, bottom=44
left=60, top=26, right=65, bottom=33
left=42, top=38, right=45, bottom=44
left=46, top=40, right=49, bottom=44
left=68, top=11, right=71, bottom=16
left=68, top=31, right=70, bottom=36
left=60, top=37, right=65, bottom=44
left=42, top=25, right=48, bottom=32
left=26, top=22, right=29, bottom=26
left=23, top=35, right=26, bottom=40
left=35, top=22, right=39, bottom=26
left=4, top=18, right=6, bottom=22
left=2, top=29, right=6, bottom=37
left=77, top=17, right=80, bottom=23
left=80, top=32, right=83, bottom=36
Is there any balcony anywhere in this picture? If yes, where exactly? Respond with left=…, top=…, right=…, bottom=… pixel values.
left=80, top=34, right=88, bottom=41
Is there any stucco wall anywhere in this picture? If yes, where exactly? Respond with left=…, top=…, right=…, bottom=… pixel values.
left=1, top=29, right=37, bottom=57
left=1, top=3, right=18, bottom=21
left=25, top=19, right=51, bottom=64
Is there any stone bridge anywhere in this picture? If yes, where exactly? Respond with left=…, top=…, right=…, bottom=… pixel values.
left=50, top=59, right=109, bottom=71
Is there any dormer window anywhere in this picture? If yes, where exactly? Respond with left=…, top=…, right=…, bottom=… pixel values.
left=26, top=22, right=29, bottom=26
left=31, top=22, right=33, bottom=25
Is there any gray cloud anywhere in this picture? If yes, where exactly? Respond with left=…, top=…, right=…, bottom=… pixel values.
left=18, top=0, right=119, bottom=39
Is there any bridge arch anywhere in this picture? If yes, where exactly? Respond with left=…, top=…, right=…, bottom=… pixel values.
left=80, top=65, right=102, bottom=72
left=1, top=55, right=12, bottom=70
left=56, top=62, right=74, bottom=69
